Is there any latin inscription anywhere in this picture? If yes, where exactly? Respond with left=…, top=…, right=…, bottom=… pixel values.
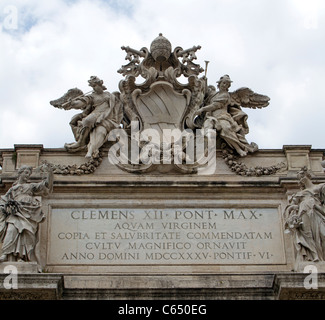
left=48, top=208, right=285, bottom=265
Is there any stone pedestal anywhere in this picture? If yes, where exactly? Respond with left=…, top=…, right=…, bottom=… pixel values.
left=0, top=273, right=63, bottom=300
left=0, top=262, right=39, bottom=274
left=294, top=261, right=325, bottom=272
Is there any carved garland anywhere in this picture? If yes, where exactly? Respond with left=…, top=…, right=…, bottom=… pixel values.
left=48, top=152, right=103, bottom=175
left=45, top=146, right=286, bottom=176
left=221, top=146, right=286, bottom=176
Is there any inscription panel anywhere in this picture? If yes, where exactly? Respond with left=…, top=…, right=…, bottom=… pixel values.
left=47, top=208, right=286, bottom=265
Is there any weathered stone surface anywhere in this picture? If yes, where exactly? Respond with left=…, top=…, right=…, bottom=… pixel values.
left=0, top=145, right=324, bottom=299
left=1, top=145, right=324, bottom=277
left=63, top=273, right=277, bottom=300
left=0, top=262, right=39, bottom=273
left=0, top=274, right=63, bottom=300
left=0, top=272, right=322, bottom=300
left=1, top=35, right=325, bottom=300
left=47, top=207, right=285, bottom=266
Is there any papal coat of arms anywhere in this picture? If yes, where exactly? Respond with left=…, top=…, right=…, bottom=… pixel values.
left=50, top=34, right=284, bottom=176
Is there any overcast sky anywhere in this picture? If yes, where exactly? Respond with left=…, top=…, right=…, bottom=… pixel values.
left=1, top=0, right=324, bottom=151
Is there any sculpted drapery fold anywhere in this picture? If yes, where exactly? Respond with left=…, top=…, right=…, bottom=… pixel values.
left=284, top=166, right=325, bottom=262
left=0, top=164, right=53, bottom=264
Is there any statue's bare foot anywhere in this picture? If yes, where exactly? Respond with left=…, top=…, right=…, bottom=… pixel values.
left=250, top=142, right=258, bottom=153
left=85, top=149, right=99, bottom=159
left=64, top=142, right=80, bottom=149
left=65, top=142, right=87, bottom=152
left=237, top=150, right=247, bottom=157
left=92, top=150, right=99, bottom=158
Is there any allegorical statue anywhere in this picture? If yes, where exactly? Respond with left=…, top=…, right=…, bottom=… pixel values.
left=0, top=163, right=53, bottom=264
left=48, top=35, right=280, bottom=175
left=284, top=166, right=325, bottom=262
left=50, top=76, right=123, bottom=158
left=194, top=74, right=270, bottom=157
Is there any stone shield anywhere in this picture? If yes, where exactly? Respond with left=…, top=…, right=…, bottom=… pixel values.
left=132, top=81, right=191, bottom=144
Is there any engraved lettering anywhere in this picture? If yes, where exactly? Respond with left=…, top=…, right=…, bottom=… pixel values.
left=49, top=208, right=284, bottom=265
